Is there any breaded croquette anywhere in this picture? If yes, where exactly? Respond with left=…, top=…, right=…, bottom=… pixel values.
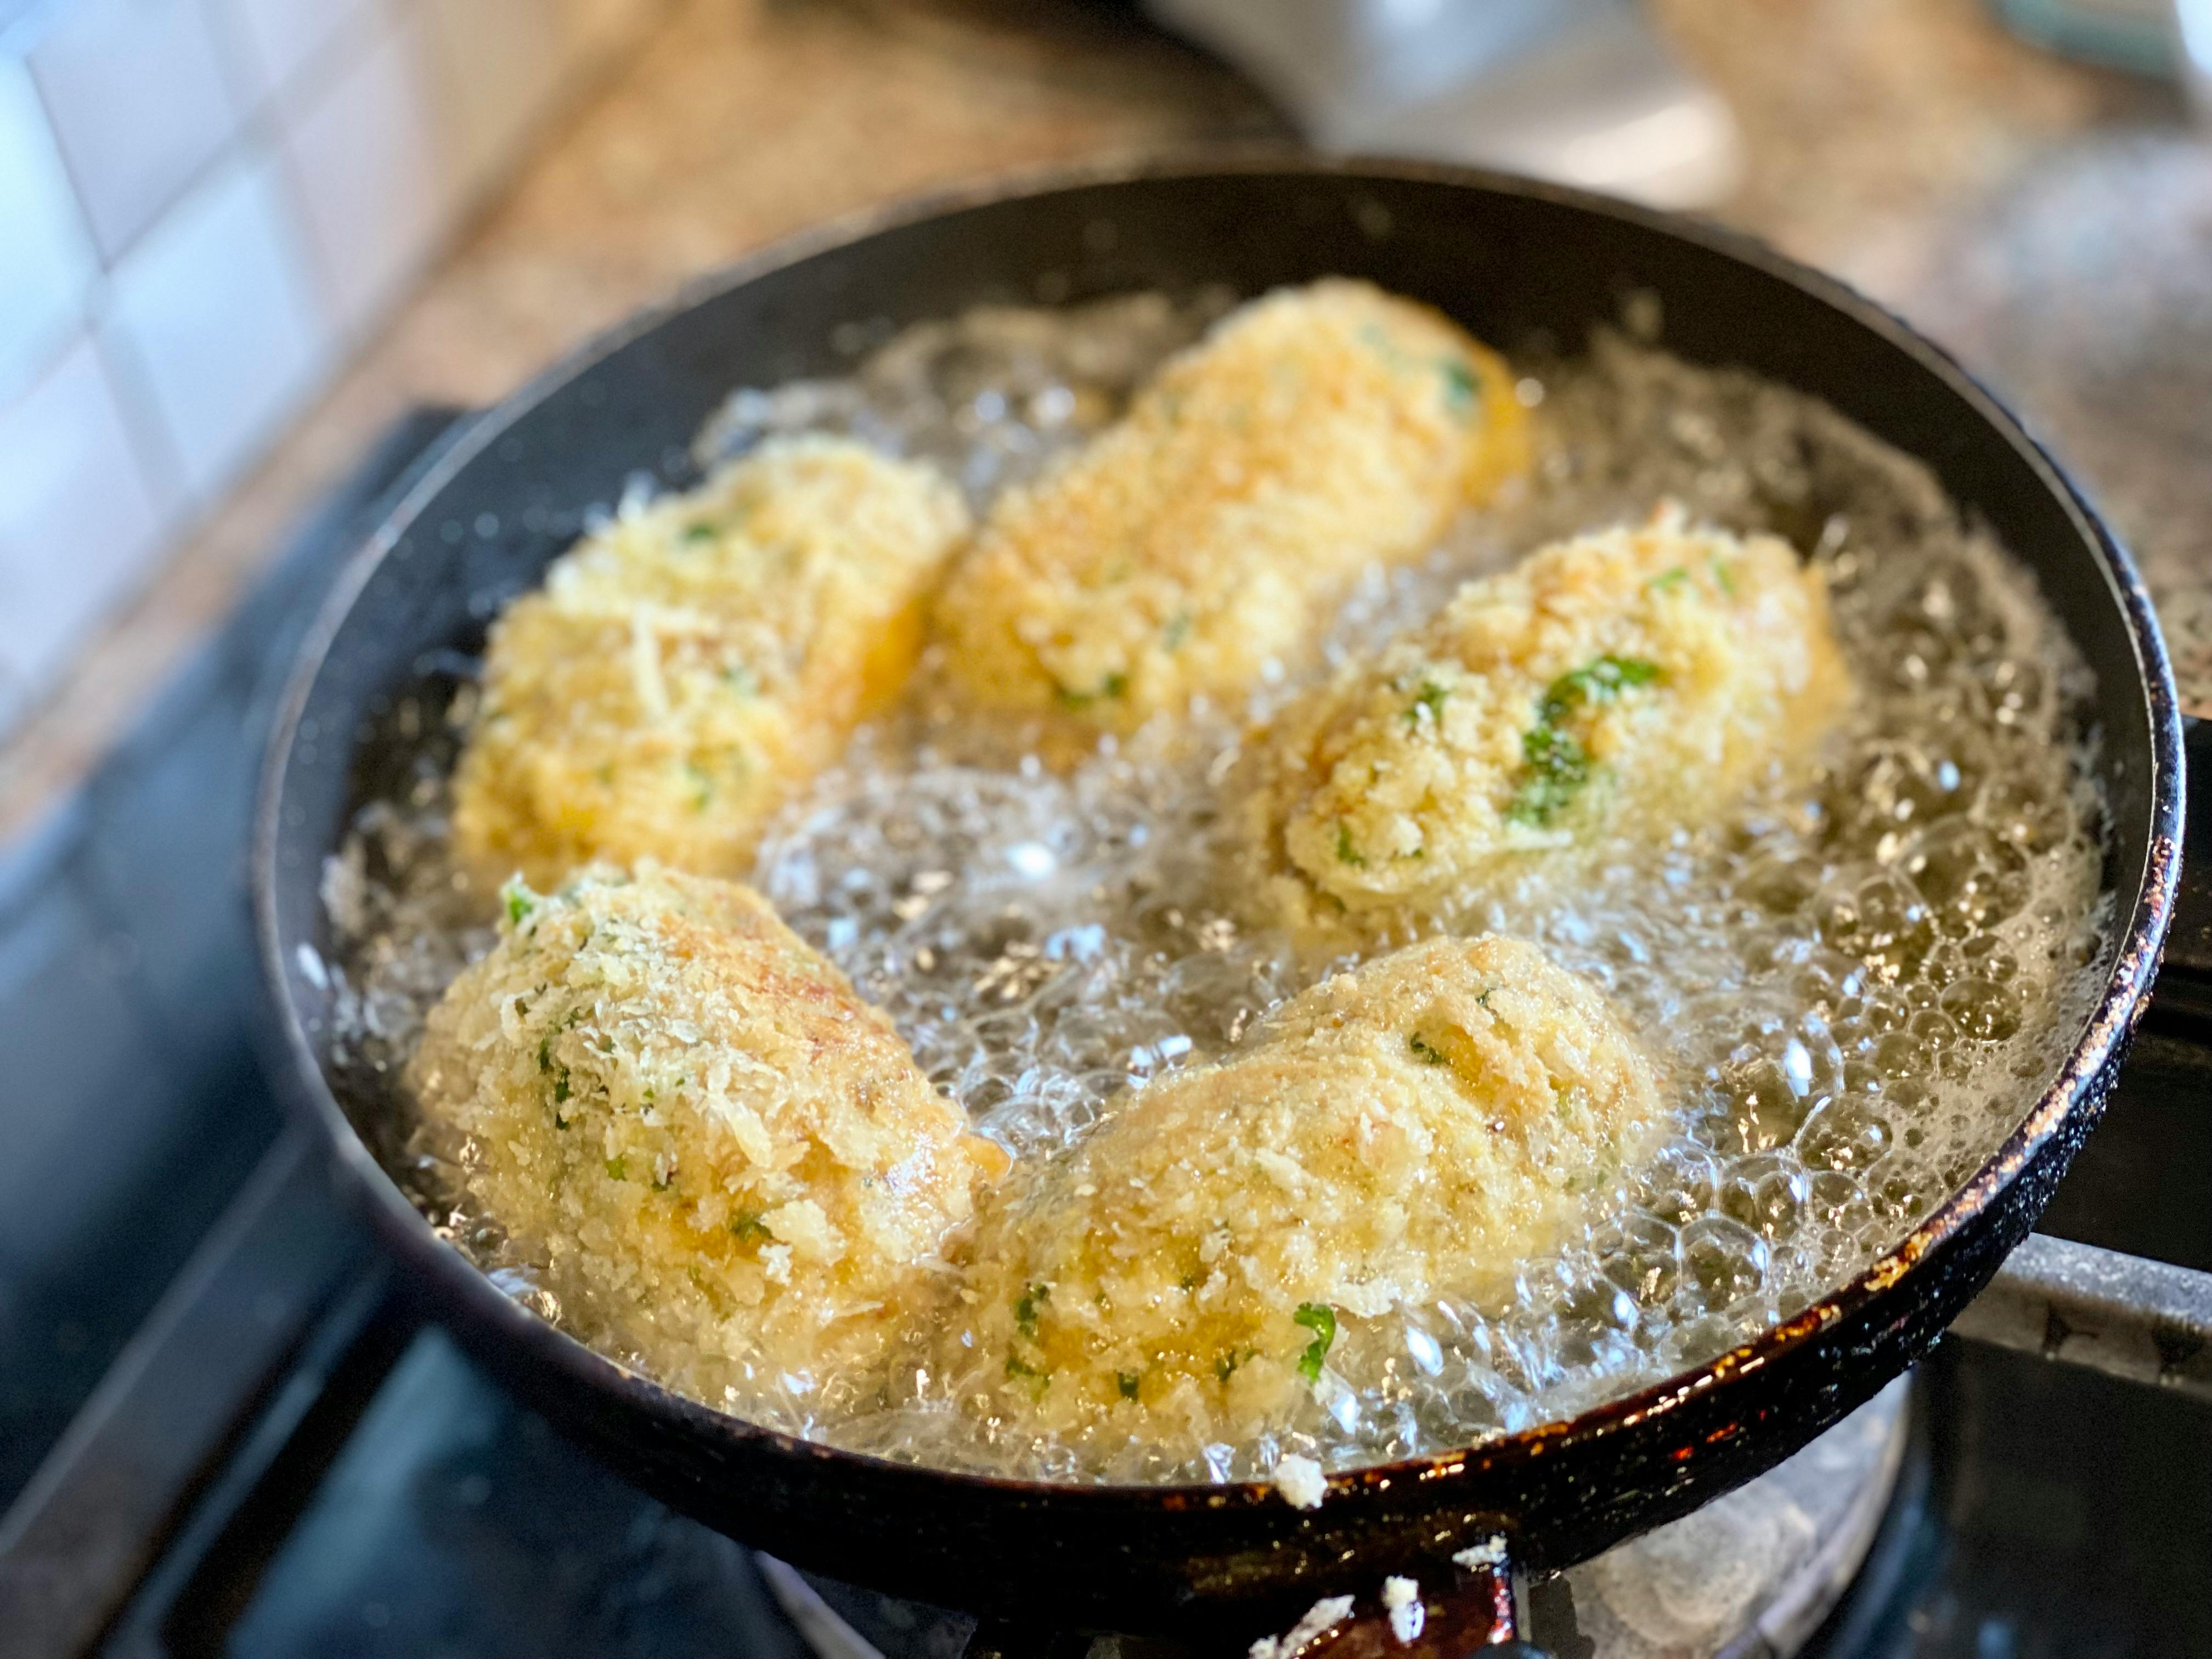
left=941, top=935, right=1661, bottom=1451
left=452, top=436, right=970, bottom=888
left=931, top=279, right=1528, bottom=743
left=1232, top=507, right=1852, bottom=946
left=407, top=862, right=1008, bottom=1417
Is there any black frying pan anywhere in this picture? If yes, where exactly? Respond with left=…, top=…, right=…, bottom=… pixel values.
left=252, top=156, right=2181, bottom=1649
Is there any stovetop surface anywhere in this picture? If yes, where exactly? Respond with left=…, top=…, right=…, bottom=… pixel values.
left=0, top=411, right=2206, bottom=1658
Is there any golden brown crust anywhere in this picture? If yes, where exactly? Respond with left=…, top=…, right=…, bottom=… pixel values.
left=930, top=279, right=1530, bottom=748
left=406, top=862, right=1003, bottom=1417
left=452, top=436, right=970, bottom=888
left=1231, top=506, right=1854, bottom=949
left=940, top=934, right=1662, bottom=1454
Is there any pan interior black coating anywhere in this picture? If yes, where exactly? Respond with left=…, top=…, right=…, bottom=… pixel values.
left=256, top=161, right=2177, bottom=1633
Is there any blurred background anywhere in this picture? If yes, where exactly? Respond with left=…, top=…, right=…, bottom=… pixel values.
left=0, top=0, right=2209, bottom=849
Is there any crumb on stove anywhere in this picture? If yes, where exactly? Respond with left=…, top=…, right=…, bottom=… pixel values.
left=1271, top=1453, right=1328, bottom=1510
left=1452, top=1534, right=1509, bottom=1571
left=1249, top=1592, right=1357, bottom=1659
left=1381, top=1576, right=1424, bottom=1645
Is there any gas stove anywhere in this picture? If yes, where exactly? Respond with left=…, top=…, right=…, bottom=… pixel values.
left=0, top=411, right=2205, bottom=1659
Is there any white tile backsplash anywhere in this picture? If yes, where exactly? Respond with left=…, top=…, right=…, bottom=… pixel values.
left=28, top=0, right=242, bottom=261
left=0, top=0, right=670, bottom=741
left=0, top=336, right=168, bottom=690
left=280, top=4, right=449, bottom=339
left=0, top=58, right=94, bottom=403
left=100, top=146, right=332, bottom=502
left=208, top=0, right=376, bottom=108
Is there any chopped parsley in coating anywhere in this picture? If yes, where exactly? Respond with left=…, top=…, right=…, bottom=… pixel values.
left=502, top=878, right=540, bottom=926
left=1404, top=679, right=1449, bottom=729
left=1506, top=656, right=1663, bottom=827
left=1014, top=1282, right=1049, bottom=1338
left=1293, top=1302, right=1338, bottom=1382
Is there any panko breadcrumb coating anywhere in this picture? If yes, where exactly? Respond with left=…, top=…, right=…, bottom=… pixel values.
left=1232, top=506, right=1852, bottom=946
left=406, top=863, right=1007, bottom=1419
left=452, top=436, right=970, bottom=888
left=941, top=935, right=1662, bottom=1453
left=930, top=279, right=1528, bottom=744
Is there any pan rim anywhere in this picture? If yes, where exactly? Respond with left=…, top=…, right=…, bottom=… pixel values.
left=252, top=146, right=2183, bottom=1515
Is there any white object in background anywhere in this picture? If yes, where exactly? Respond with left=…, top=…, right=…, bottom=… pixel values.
left=27, top=0, right=244, bottom=259
left=0, top=338, right=168, bottom=696
left=99, top=148, right=332, bottom=503
left=1146, top=0, right=1740, bottom=209
left=0, top=59, right=95, bottom=406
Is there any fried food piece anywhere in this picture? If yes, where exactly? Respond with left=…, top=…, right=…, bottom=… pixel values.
left=407, top=863, right=1008, bottom=1417
left=941, top=935, right=1661, bottom=1451
left=931, top=279, right=1528, bottom=744
left=1232, top=507, right=1852, bottom=946
left=453, top=436, right=970, bottom=888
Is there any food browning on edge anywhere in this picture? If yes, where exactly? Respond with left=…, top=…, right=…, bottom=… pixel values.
left=1231, top=506, right=1853, bottom=946
left=452, top=435, right=971, bottom=888
left=406, top=863, right=1009, bottom=1415
left=930, top=279, right=1529, bottom=745
left=940, top=935, right=1662, bottom=1451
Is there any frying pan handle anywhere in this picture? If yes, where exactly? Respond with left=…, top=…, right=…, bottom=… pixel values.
left=1258, top=1542, right=1551, bottom=1659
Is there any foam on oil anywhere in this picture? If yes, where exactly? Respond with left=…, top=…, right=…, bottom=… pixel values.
left=320, top=293, right=2110, bottom=1484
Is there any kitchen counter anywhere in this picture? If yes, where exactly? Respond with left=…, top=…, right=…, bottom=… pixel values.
left=2, top=0, right=2203, bottom=841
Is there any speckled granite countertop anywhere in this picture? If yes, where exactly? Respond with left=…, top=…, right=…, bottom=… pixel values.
left=4, top=0, right=2206, bottom=839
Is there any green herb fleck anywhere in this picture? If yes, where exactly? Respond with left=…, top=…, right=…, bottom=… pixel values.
left=1440, top=359, right=1481, bottom=415
left=1404, top=679, right=1449, bottom=730
left=501, top=878, right=539, bottom=927
left=1014, top=1282, right=1049, bottom=1338
left=1335, top=823, right=1366, bottom=867
left=605, top=1156, right=627, bottom=1181
left=1709, top=558, right=1738, bottom=598
left=1539, top=655, right=1663, bottom=724
left=685, top=758, right=713, bottom=811
left=1294, top=1302, right=1338, bottom=1383
left=553, top=1065, right=572, bottom=1104
left=1649, top=566, right=1691, bottom=593
left=721, top=663, right=760, bottom=695
left=1162, top=612, right=1193, bottom=652
left=1505, top=655, right=1663, bottom=826
left=1005, top=1354, right=1049, bottom=1395
left=1407, top=1032, right=1448, bottom=1066
left=682, top=522, right=717, bottom=544
left=1052, top=672, right=1128, bottom=710
left=731, top=1213, right=772, bottom=1244
left=1505, top=723, right=1592, bottom=826
left=537, top=1037, right=552, bottom=1074
left=1215, top=1350, right=1243, bottom=1384
left=1117, top=1370, right=1141, bottom=1401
